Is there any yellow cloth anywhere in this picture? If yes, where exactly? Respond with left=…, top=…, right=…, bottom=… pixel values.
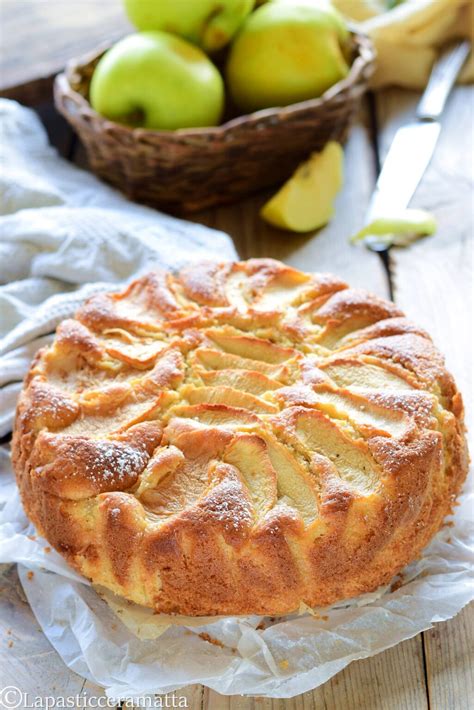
left=333, top=0, right=473, bottom=89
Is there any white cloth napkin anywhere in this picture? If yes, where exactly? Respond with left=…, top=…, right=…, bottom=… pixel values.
left=0, top=99, right=237, bottom=437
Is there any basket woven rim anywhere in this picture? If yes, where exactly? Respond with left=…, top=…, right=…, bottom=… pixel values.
left=55, top=30, right=376, bottom=140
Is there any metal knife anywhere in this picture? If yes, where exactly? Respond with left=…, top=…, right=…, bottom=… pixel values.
left=362, top=40, right=471, bottom=252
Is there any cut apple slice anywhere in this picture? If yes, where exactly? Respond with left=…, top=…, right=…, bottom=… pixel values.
left=260, top=141, right=344, bottom=233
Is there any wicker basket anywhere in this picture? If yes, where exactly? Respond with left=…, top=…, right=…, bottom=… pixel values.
left=54, top=32, right=375, bottom=214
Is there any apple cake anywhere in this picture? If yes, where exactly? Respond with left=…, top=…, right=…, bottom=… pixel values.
left=13, top=259, right=468, bottom=616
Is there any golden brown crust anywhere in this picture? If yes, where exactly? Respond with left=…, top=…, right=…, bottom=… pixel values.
left=12, top=259, right=469, bottom=615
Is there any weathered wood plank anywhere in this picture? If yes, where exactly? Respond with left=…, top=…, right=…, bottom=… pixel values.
left=424, top=603, right=474, bottom=710
left=374, top=85, right=474, bottom=710
left=203, top=636, right=427, bottom=709
left=0, top=0, right=131, bottom=104
left=312, top=637, right=428, bottom=710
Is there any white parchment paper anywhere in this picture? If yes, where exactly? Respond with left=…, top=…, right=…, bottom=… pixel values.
left=0, top=443, right=472, bottom=699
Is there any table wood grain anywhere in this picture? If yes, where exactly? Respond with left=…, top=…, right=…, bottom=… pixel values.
left=0, top=0, right=131, bottom=105
left=0, top=8, right=472, bottom=707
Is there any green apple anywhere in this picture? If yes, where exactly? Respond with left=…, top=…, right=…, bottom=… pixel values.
left=226, top=0, right=351, bottom=113
left=90, top=32, right=224, bottom=130
left=123, top=0, right=255, bottom=52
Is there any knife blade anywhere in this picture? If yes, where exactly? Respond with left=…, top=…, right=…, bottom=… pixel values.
left=366, top=122, right=440, bottom=222
left=362, top=40, right=471, bottom=251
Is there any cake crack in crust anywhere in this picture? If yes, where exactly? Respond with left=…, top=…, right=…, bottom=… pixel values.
left=12, top=259, right=468, bottom=616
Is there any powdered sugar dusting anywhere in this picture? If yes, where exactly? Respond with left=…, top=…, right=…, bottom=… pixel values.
left=82, top=441, right=148, bottom=485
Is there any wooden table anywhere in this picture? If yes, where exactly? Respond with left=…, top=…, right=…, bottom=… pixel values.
left=0, top=5, right=472, bottom=709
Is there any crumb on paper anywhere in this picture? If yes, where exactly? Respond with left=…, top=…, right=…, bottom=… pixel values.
left=27, top=571, right=34, bottom=581
left=198, top=632, right=225, bottom=648
left=298, top=602, right=331, bottom=620
left=44, top=546, right=51, bottom=553
left=111, top=623, right=117, bottom=631
left=312, top=611, right=329, bottom=620
left=390, top=573, right=406, bottom=593
left=8, top=640, right=13, bottom=648
left=27, top=534, right=36, bottom=541
left=6, top=629, right=12, bottom=635
left=279, top=660, right=289, bottom=670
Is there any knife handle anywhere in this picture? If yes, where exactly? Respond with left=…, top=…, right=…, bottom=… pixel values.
left=416, top=40, right=471, bottom=121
